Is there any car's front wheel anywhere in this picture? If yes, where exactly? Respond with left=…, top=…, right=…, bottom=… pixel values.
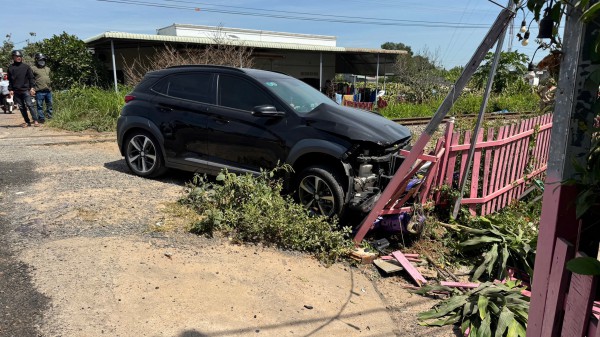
left=124, top=131, right=166, bottom=178
left=296, top=166, right=345, bottom=218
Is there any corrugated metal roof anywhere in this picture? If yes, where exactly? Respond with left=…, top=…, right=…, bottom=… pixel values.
left=84, top=32, right=407, bottom=55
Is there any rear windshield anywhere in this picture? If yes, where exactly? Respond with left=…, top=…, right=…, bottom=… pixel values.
left=261, top=77, right=333, bottom=114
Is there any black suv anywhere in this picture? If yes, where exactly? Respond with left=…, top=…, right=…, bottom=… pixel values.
left=117, top=65, right=411, bottom=217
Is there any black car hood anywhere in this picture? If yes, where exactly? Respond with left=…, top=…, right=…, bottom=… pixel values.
left=303, top=103, right=411, bottom=145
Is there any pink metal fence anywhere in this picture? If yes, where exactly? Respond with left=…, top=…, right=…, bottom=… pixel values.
left=429, top=113, right=553, bottom=215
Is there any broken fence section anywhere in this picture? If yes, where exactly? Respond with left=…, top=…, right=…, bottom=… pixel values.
left=429, top=113, right=553, bottom=216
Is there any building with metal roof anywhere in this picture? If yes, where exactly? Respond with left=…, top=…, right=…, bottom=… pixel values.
left=84, top=24, right=406, bottom=91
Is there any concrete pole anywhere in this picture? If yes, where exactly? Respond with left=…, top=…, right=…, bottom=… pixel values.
left=111, top=40, right=118, bottom=93
left=376, top=53, right=380, bottom=93
left=319, top=52, right=323, bottom=92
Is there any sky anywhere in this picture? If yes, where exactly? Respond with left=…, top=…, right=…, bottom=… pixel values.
left=5, top=0, right=550, bottom=70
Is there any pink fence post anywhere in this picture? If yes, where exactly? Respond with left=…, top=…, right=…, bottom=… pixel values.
left=540, top=238, right=575, bottom=337
left=469, top=129, right=484, bottom=215
left=459, top=130, right=472, bottom=189
left=490, top=126, right=507, bottom=212
left=561, top=252, right=598, bottom=337
left=482, top=128, right=495, bottom=215
left=510, top=119, right=528, bottom=202
left=434, top=120, right=455, bottom=202
left=444, top=131, right=460, bottom=186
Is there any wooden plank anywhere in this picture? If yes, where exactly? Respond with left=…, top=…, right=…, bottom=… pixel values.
left=435, top=120, right=455, bottom=203
left=459, top=130, right=472, bottom=188
left=482, top=128, right=495, bottom=215
left=510, top=119, right=528, bottom=203
left=500, top=124, right=517, bottom=208
left=421, top=142, right=445, bottom=203
left=540, top=238, right=575, bottom=337
left=561, top=253, right=598, bottom=337
left=469, top=129, right=484, bottom=215
left=588, top=316, right=598, bottom=337
left=490, top=126, right=507, bottom=212
left=373, top=259, right=404, bottom=274
left=444, top=131, right=460, bottom=186
left=391, top=251, right=427, bottom=286
left=440, top=281, right=480, bottom=288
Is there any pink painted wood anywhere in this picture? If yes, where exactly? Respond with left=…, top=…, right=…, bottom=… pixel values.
left=459, top=130, right=472, bottom=189
left=391, top=251, right=427, bottom=286
left=540, top=238, right=575, bottom=337
left=482, top=128, right=495, bottom=215
left=510, top=120, right=528, bottom=202
left=440, top=281, right=480, bottom=288
left=444, top=131, right=460, bottom=186
left=435, top=120, right=454, bottom=203
left=560, top=253, right=598, bottom=337
left=469, top=129, right=484, bottom=215
left=491, top=126, right=508, bottom=212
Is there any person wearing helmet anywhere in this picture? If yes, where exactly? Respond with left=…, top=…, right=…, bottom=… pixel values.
left=32, top=52, right=53, bottom=122
left=7, top=50, right=38, bottom=127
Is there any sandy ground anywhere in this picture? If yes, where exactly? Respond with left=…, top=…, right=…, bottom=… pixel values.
left=0, top=111, right=456, bottom=337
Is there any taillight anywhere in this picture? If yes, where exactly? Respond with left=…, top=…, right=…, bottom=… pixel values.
left=124, top=95, right=135, bottom=103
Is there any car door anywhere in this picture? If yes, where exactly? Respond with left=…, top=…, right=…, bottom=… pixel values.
left=205, top=74, right=288, bottom=174
left=151, top=72, right=215, bottom=168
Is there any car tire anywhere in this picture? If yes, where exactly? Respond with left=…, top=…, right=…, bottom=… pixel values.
left=296, top=165, right=346, bottom=218
left=124, top=131, right=167, bottom=178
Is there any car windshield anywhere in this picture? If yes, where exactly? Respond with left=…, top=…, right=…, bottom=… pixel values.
left=261, top=77, right=334, bottom=114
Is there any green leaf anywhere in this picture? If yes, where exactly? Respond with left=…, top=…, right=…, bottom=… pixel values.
left=471, top=244, right=498, bottom=281
left=461, top=236, right=502, bottom=247
left=495, top=306, right=515, bottom=337
left=478, top=315, right=492, bottom=337
left=486, top=244, right=499, bottom=277
left=566, top=257, right=600, bottom=275
left=216, top=173, right=225, bottom=181
left=582, top=2, right=600, bottom=22
left=418, top=295, right=469, bottom=320
left=478, top=295, right=489, bottom=320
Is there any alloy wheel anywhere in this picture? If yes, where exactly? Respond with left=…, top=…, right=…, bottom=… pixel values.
left=298, top=174, right=336, bottom=217
left=127, top=134, right=157, bottom=174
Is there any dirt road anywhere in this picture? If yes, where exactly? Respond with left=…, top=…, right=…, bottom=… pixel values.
left=0, top=111, right=454, bottom=337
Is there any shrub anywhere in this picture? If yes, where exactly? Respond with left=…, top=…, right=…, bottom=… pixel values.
left=179, top=167, right=354, bottom=263
left=49, top=86, right=130, bottom=132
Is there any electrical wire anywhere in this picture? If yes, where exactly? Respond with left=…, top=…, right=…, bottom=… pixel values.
left=96, top=0, right=494, bottom=28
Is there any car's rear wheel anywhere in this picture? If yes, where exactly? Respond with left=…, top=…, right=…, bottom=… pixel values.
left=124, top=131, right=166, bottom=178
left=296, top=166, right=345, bottom=218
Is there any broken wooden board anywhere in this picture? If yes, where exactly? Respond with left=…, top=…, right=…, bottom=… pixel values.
left=373, top=259, right=404, bottom=274
left=440, top=281, right=480, bottom=289
left=349, top=248, right=378, bottom=264
left=391, top=251, right=427, bottom=286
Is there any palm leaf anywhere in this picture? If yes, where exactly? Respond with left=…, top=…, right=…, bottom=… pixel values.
left=418, top=295, right=469, bottom=320
left=495, top=306, right=515, bottom=337
left=477, top=294, right=489, bottom=321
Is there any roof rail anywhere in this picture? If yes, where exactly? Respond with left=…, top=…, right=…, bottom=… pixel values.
left=166, top=64, right=245, bottom=73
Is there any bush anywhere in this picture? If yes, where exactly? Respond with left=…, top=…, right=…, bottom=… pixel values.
left=49, top=86, right=130, bottom=132
left=179, top=167, right=354, bottom=263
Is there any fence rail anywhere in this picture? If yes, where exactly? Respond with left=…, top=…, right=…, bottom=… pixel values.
left=427, top=113, right=553, bottom=215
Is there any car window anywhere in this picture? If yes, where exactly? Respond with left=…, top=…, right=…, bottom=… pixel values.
left=152, top=73, right=213, bottom=104
left=261, top=77, right=333, bottom=114
left=218, top=75, right=278, bottom=111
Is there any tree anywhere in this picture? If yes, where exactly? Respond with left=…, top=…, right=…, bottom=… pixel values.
left=0, top=38, right=15, bottom=71
left=392, top=48, right=445, bottom=103
left=123, top=27, right=254, bottom=85
left=24, top=32, right=107, bottom=90
left=471, top=51, right=529, bottom=94
left=381, top=42, right=413, bottom=56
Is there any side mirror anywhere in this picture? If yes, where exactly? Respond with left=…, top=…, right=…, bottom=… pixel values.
left=252, top=105, right=284, bottom=117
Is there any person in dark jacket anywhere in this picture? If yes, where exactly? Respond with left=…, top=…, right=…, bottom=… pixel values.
left=7, top=50, right=38, bottom=127
left=31, top=53, right=53, bottom=122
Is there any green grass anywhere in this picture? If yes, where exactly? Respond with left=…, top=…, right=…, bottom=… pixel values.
left=379, top=91, right=540, bottom=119
left=48, top=86, right=131, bottom=132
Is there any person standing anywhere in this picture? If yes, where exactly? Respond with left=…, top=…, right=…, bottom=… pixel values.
left=7, top=50, right=38, bottom=127
left=31, top=53, right=53, bottom=123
